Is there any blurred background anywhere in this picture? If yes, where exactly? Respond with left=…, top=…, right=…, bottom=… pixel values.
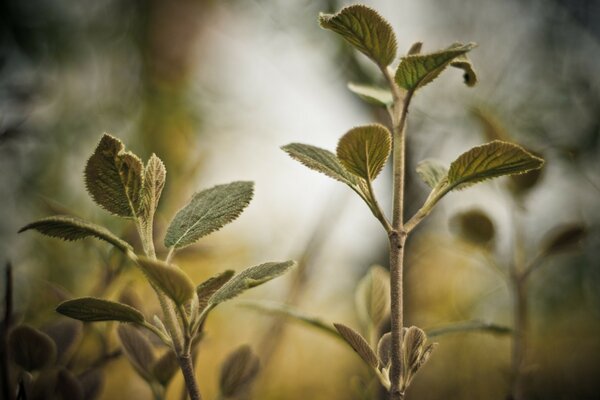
left=1, top=0, right=599, bottom=399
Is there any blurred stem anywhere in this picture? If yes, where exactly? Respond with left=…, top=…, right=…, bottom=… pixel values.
left=1, top=263, right=13, bottom=400
left=178, top=355, right=201, bottom=400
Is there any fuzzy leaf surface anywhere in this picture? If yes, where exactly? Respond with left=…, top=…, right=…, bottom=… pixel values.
left=196, top=270, right=235, bottom=310
left=140, top=154, right=166, bottom=229
left=118, top=325, right=156, bottom=382
left=319, top=5, right=397, bottom=67
left=395, top=43, right=476, bottom=91
left=334, top=323, right=378, bottom=369
left=355, top=265, right=390, bottom=329
left=377, top=332, right=391, bottom=368
left=164, top=181, right=254, bottom=249
left=415, top=160, right=448, bottom=189
left=282, top=143, right=356, bottom=185
left=219, top=345, right=261, bottom=398
left=136, top=257, right=195, bottom=305
left=9, top=325, right=57, bottom=371
left=447, top=140, right=544, bottom=190
left=84, top=133, right=143, bottom=217
left=337, top=124, right=391, bottom=181
left=19, top=215, right=132, bottom=253
left=56, top=297, right=145, bottom=324
left=347, top=83, right=393, bottom=106
left=210, top=261, right=295, bottom=306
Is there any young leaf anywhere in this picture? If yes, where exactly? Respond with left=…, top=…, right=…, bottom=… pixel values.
left=84, top=133, right=144, bottom=218
left=136, top=257, right=195, bottom=305
left=140, top=153, right=166, bottom=230
left=9, top=325, right=57, bottom=371
left=407, top=41, right=423, bottom=55
left=540, top=224, right=587, bottom=255
left=281, top=143, right=357, bottom=185
left=18, top=215, right=132, bottom=253
left=377, top=332, right=391, bottom=368
left=196, top=270, right=235, bottom=310
left=355, top=265, right=390, bottom=329
left=337, top=124, right=392, bottom=181
left=319, top=5, right=397, bottom=68
left=334, top=323, right=379, bottom=369
left=117, top=325, right=156, bottom=382
left=426, top=320, right=512, bottom=338
left=210, top=261, right=295, bottom=306
left=450, top=209, right=495, bottom=246
left=415, top=160, right=448, bottom=189
left=395, top=42, right=476, bottom=91
left=219, top=345, right=261, bottom=398
left=447, top=140, right=544, bottom=190
left=78, top=369, right=104, bottom=400
left=347, top=83, right=393, bottom=107
left=152, top=350, right=179, bottom=387
left=56, top=297, right=145, bottom=324
left=164, top=181, right=254, bottom=249
left=42, top=319, right=83, bottom=364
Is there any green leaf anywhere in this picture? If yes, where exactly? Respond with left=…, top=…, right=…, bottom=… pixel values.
left=337, top=124, right=392, bottom=181
left=140, top=154, right=167, bottom=230
left=117, top=325, right=156, bottom=382
left=415, top=160, right=448, bottom=189
left=56, top=297, right=145, bottom=324
left=347, top=83, right=393, bottom=106
left=84, top=133, right=144, bottom=217
left=355, top=265, right=390, bottom=329
left=219, top=345, right=260, bottom=398
left=282, top=143, right=357, bottom=185
left=407, top=41, right=423, bottom=55
left=9, top=325, right=57, bottom=371
left=334, top=323, right=379, bottom=369
left=395, top=42, right=476, bottom=91
left=319, top=5, right=397, bottom=68
left=164, top=181, right=254, bottom=249
left=152, top=350, right=179, bottom=387
left=19, top=215, right=132, bottom=253
left=541, top=224, right=587, bottom=255
left=136, top=257, right=195, bottom=305
left=447, top=140, right=544, bottom=190
left=450, top=209, right=495, bottom=246
left=196, top=270, right=235, bottom=310
left=210, top=261, right=295, bottom=306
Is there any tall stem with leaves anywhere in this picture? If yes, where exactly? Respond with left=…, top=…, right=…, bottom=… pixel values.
left=283, top=5, right=544, bottom=399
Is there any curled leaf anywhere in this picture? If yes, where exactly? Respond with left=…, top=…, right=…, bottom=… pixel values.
left=140, top=153, right=167, bottom=231
left=219, top=345, right=261, bottom=398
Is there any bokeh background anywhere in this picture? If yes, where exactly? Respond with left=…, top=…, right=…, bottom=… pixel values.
left=1, top=0, right=599, bottom=399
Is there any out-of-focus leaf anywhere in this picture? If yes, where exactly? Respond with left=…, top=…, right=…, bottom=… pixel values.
left=377, top=332, right=391, bottom=368
left=337, top=124, right=392, bottom=181
left=319, top=5, right=397, bottom=67
left=210, top=261, right=295, bottom=306
left=334, top=323, right=378, bottom=369
left=415, top=160, right=448, bottom=189
left=471, top=106, right=512, bottom=142
left=118, top=287, right=145, bottom=312
left=140, top=154, right=166, bottom=230
left=152, top=350, right=179, bottom=387
left=219, top=345, right=260, bottom=398
left=395, top=43, right=476, bottom=91
left=118, top=325, right=156, bottom=382
left=84, top=133, right=143, bottom=217
left=136, top=258, right=195, bottom=305
left=78, top=369, right=104, bottom=400
left=407, top=42, right=423, bottom=55
left=31, top=368, right=83, bottom=400
left=42, top=319, right=83, bottom=364
left=425, top=320, right=512, bottom=338
left=347, top=83, right=393, bottom=106
left=355, top=265, right=390, bottom=329
left=9, top=325, right=57, bottom=371
left=282, top=143, right=356, bottom=185
left=450, top=209, right=495, bottom=246
left=447, top=141, right=544, bottom=190
left=196, top=270, right=235, bottom=310
left=56, top=297, right=145, bottom=324
left=18, top=215, right=132, bottom=253
left=541, top=224, right=587, bottom=255
left=164, top=181, right=254, bottom=249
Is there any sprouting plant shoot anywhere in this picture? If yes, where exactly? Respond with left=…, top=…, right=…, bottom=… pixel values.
left=19, top=133, right=296, bottom=400
left=281, top=5, right=544, bottom=399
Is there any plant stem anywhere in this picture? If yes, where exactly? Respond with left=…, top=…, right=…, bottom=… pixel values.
left=510, top=276, right=528, bottom=400
left=178, top=354, right=202, bottom=400
left=1, top=263, right=13, bottom=400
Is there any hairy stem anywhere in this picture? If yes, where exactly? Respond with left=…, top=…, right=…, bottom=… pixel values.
left=178, top=355, right=202, bottom=400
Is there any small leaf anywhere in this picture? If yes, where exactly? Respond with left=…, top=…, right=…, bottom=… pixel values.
left=42, top=319, right=83, bottom=364
left=164, top=181, right=254, bottom=249
left=395, top=42, right=476, bottom=91
left=334, top=323, right=379, bottom=369
left=219, top=345, right=261, bottom=398
left=9, top=325, right=57, bottom=371
left=56, top=297, right=145, bottom=324
left=19, top=215, right=132, bottom=253
left=377, top=332, right=391, bottom=368
left=210, top=261, right=295, bottom=306
left=196, top=270, right=235, bottom=310
left=282, top=143, right=357, bottom=185
left=136, top=257, right=195, bottom=305
left=337, top=124, right=392, bottom=181
left=118, top=325, right=156, bottom=382
left=140, top=154, right=167, bottom=230
left=415, top=160, right=448, bottom=189
left=152, top=350, right=179, bottom=386
left=450, top=54, right=477, bottom=87
left=447, top=140, right=544, bottom=190
left=78, top=369, right=104, bottom=400
left=407, top=41, right=423, bottom=55
left=319, top=5, right=397, bottom=67
left=403, top=326, right=427, bottom=372
left=347, top=83, right=393, bottom=106
left=355, top=265, right=390, bottom=329
left=450, top=209, right=495, bottom=246
left=84, top=133, right=144, bottom=217
left=541, top=224, right=587, bottom=255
